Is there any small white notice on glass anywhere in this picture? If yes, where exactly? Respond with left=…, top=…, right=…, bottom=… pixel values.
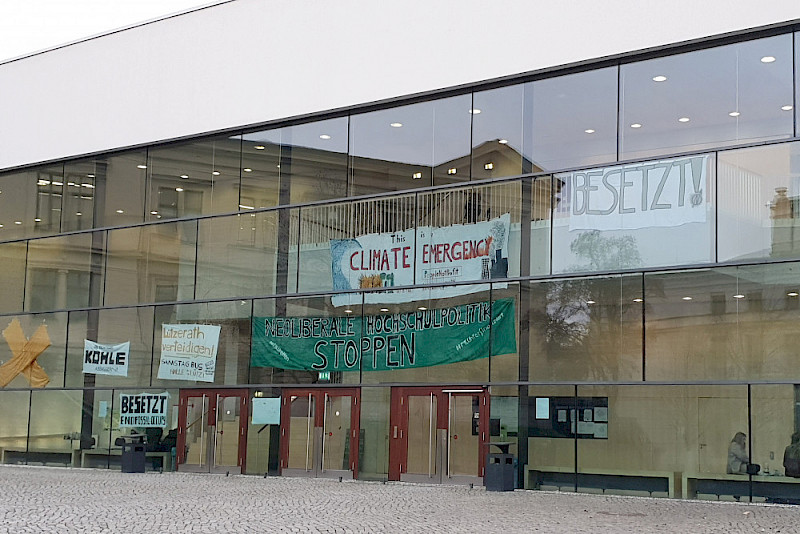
left=593, top=423, right=608, bottom=438
left=535, top=397, right=549, bottom=419
left=594, top=407, right=608, bottom=422
left=557, top=409, right=567, bottom=422
left=251, top=397, right=281, bottom=425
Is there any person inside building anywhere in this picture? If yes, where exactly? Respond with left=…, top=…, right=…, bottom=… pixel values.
left=727, top=432, right=760, bottom=475
left=783, top=432, right=800, bottom=477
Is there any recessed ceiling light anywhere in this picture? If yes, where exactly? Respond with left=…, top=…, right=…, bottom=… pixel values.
left=447, top=168, right=457, bottom=175
left=788, top=292, right=799, bottom=297
left=390, top=122, right=403, bottom=128
left=380, top=308, right=390, bottom=312
left=52, top=181, right=63, bottom=186
left=469, top=109, right=481, bottom=114
left=412, top=172, right=422, bottom=179
left=633, top=298, right=643, bottom=303
left=137, top=164, right=147, bottom=169
left=782, top=105, right=794, bottom=111
left=276, top=164, right=280, bottom=169
left=678, top=117, right=690, bottom=123
left=584, top=129, right=595, bottom=134
left=81, top=183, right=94, bottom=188
left=14, top=221, right=21, bottom=225
left=67, top=182, right=76, bottom=186
left=484, top=162, right=494, bottom=170
left=0, top=225, right=3, bottom=228
left=418, top=306, right=427, bottom=311
left=116, top=209, right=124, bottom=214
left=586, top=300, right=596, bottom=304
left=238, top=204, right=254, bottom=210
left=175, top=187, right=184, bottom=192
left=344, top=309, right=353, bottom=314
left=652, top=75, right=667, bottom=82
left=243, top=168, right=252, bottom=172
left=630, top=123, right=642, bottom=128
left=87, top=174, right=95, bottom=178
left=150, top=211, right=158, bottom=215
left=761, top=56, right=776, bottom=63
left=75, top=213, right=81, bottom=217
left=498, top=139, right=508, bottom=144
left=733, top=294, right=745, bottom=299
left=180, top=174, right=189, bottom=179
left=212, top=171, right=220, bottom=176
left=319, top=134, right=331, bottom=140
left=729, top=111, right=740, bottom=117
left=254, top=145, right=265, bottom=150
left=682, top=296, right=693, bottom=301
left=34, top=218, right=41, bottom=222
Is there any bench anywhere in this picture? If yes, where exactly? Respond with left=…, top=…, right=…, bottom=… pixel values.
left=684, top=473, right=800, bottom=502
left=1, top=448, right=79, bottom=467
left=81, top=449, right=172, bottom=471
left=528, top=466, right=679, bottom=498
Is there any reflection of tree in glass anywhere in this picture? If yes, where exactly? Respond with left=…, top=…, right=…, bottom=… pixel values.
left=537, top=231, right=644, bottom=380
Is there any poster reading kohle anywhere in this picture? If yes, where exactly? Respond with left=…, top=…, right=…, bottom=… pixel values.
left=119, top=392, right=169, bottom=428
left=83, top=340, right=130, bottom=377
left=157, top=324, right=220, bottom=383
left=330, top=214, right=510, bottom=305
left=251, top=298, right=516, bottom=372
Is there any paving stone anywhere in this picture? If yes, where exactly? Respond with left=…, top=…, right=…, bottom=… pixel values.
left=0, top=465, right=798, bottom=532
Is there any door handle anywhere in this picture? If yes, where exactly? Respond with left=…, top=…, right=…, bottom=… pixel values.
left=393, top=426, right=398, bottom=439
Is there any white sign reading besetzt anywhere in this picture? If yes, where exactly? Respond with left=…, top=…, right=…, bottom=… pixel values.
left=119, top=392, right=169, bottom=428
left=83, top=340, right=130, bottom=377
left=157, top=324, right=220, bottom=382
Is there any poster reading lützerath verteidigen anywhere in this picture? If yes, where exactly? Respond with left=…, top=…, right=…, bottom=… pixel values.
left=157, top=324, right=220, bottom=382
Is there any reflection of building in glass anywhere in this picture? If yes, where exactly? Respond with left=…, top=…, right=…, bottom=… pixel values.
left=2, top=2, right=800, bottom=500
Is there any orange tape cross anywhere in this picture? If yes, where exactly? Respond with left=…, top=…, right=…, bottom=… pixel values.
left=0, top=319, right=51, bottom=388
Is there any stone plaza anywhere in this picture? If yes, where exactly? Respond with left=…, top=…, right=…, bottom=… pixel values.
left=0, top=465, right=798, bottom=533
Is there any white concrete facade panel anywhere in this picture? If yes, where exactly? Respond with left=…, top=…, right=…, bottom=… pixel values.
left=1, top=0, right=799, bottom=169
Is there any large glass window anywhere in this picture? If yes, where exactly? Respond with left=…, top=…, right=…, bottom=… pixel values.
left=25, top=232, right=104, bottom=312
left=0, top=165, right=63, bottom=241
left=0, top=241, right=27, bottom=314
left=527, top=275, right=643, bottom=382
left=527, top=67, right=618, bottom=172
left=146, top=135, right=241, bottom=221
left=471, top=85, right=525, bottom=180
left=621, top=34, right=794, bottom=160
left=62, top=150, right=147, bottom=231
left=242, top=117, right=349, bottom=207
left=349, top=95, right=472, bottom=195
left=196, top=211, right=281, bottom=300
left=718, top=141, right=800, bottom=262
left=645, top=264, right=800, bottom=381
left=552, top=154, right=716, bottom=273
left=0, top=391, right=30, bottom=458
left=0, top=312, right=68, bottom=389
left=151, top=300, right=251, bottom=387
left=104, top=220, right=197, bottom=306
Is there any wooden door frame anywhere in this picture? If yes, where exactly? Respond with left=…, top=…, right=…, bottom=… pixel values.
left=177, top=389, right=250, bottom=472
left=279, top=388, right=361, bottom=478
left=388, top=386, right=489, bottom=482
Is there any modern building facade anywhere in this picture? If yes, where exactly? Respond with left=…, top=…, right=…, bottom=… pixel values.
left=3, top=0, right=800, bottom=501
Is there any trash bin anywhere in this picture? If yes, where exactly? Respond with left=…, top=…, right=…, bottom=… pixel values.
left=118, top=434, right=146, bottom=473
left=486, top=442, right=515, bottom=492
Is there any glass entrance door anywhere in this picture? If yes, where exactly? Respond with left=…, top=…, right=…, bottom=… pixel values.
left=176, top=389, right=248, bottom=474
left=279, top=388, right=360, bottom=479
left=389, top=387, right=488, bottom=485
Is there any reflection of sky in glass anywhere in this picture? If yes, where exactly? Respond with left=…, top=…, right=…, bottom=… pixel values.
left=349, top=95, right=471, bottom=167
left=621, top=34, right=793, bottom=159
left=472, top=84, right=524, bottom=155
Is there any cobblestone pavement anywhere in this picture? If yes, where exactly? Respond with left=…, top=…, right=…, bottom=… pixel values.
left=1, top=466, right=799, bottom=533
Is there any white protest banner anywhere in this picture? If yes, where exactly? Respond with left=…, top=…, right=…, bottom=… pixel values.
left=83, top=340, right=130, bottom=377
left=330, top=213, right=510, bottom=305
left=564, top=155, right=709, bottom=231
left=157, top=324, right=220, bottom=383
left=119, top=392, right=169, bottom=428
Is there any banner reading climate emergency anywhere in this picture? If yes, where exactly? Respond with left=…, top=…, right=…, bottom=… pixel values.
left=330, top=214, right=510, bottom=306
left=250, top=298, right=516, bottom=372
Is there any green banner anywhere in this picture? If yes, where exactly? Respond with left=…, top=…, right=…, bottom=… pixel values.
left=250, top=298, right=516, bottom=372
